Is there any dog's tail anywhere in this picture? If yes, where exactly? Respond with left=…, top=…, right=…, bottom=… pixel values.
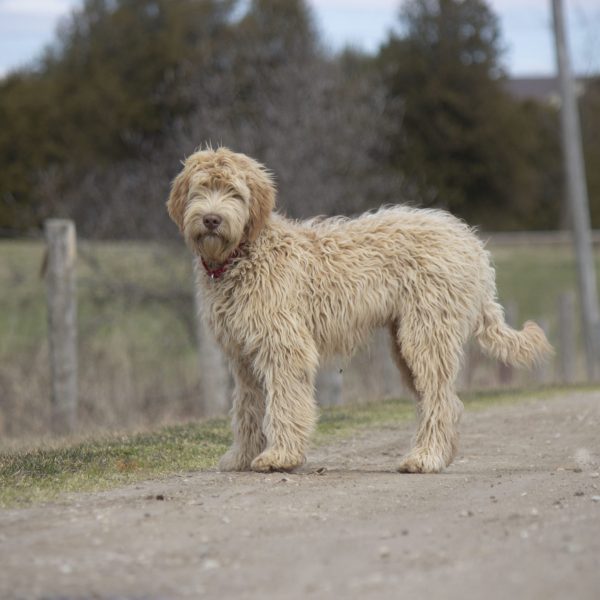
left=475, top=299, right=553, bottom=368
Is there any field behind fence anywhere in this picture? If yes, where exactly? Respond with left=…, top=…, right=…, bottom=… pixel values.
left=0, top=231, right=595, bottom=440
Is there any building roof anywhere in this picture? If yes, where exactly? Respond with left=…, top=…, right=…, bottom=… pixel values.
left=504, top=76, right=588, bottom=105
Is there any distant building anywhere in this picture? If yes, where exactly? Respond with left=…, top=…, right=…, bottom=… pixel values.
left=504, top=76, right=588, bottom=107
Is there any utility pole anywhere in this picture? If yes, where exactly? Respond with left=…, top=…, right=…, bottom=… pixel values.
left=551, top=0, right=600, bottom=380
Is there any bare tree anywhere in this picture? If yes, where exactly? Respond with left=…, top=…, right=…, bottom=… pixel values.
left=35, top=0, right=406, bottom=237
left=169, top=58, right=404, bottom=220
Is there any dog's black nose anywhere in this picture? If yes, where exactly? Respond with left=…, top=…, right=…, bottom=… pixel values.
left=203, top=214, right=222, bottom=230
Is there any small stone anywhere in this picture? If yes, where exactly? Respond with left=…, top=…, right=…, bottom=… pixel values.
left=530, top=508, right=539, bottom=516
left=202, top=559, right=221, bottom=571
left=379, top=546, right=391, bottom=559
left=591, top=496, right=600, bottom=502
left=459, top=510, right=473, bottom=518
left=574, top=491, right=584, bottom=497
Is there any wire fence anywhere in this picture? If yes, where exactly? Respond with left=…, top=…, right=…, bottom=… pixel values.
left=0, top=225, right=592, bottom=439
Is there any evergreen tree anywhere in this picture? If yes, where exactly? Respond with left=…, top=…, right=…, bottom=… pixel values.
left=581, top=78, right=600, bottom=227
left=378, top=0, right=558, bottom=229
left=0, top=0, right=237, bottom=232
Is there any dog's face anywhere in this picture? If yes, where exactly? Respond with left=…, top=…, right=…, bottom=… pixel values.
left=167, top=148, right=275, bottom=263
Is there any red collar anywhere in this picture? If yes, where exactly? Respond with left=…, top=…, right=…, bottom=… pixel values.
left=200, top=248, right=241, bottom=280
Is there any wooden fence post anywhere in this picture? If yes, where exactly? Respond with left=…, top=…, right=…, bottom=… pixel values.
left=45, top=219, right=78, bottom=434
left=193, top=260, right=232, bottom=417
left=558, top=291, right=577, bottom=384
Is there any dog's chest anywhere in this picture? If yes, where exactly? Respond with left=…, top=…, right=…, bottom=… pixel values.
left=200, top=279, right=260, bottom=351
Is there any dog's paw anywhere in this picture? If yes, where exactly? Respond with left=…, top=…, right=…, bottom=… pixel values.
left=218, top=447, right=253, bottom=472
left=250, top=449, right=305, bottom=473
left=397, top=448, right=446, bottom=474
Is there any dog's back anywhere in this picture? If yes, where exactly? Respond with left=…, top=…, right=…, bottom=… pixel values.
left=274, top=207, right=489, bottom=356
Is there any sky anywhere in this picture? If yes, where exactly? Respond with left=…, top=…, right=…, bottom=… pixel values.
left=0, top=0, right=599, bottom=79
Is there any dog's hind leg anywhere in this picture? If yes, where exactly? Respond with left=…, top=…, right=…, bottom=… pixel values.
left=218, top=359, right=266, bottom=472
left=249, top=326, right=319, bottom=473
left=393, top=319, right=464, bottom=473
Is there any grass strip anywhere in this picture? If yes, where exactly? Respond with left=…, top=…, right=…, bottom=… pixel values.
left=0, top=386, right=590, bottom=507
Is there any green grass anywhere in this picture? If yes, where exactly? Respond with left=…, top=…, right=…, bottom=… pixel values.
left=0, top=386, right=583, bottom=508
left=0, top=239, right=591, bottom=365
left=493, top=245, right=586, bottom=323
left=0, top=419, right=231, bottom=507
left=0, top=239, right=591, bottom=353
left=0, top=239, right=192, bottom=353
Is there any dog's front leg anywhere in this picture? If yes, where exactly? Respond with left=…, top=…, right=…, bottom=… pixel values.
left=218, top=360, right=266, bottom=472
left=249, top=334, right=318, bottom=473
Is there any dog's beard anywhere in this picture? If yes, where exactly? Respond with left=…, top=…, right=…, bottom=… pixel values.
left=183, top=201, right=247, bottom=265
left=197, top=233, right=236, bottom=265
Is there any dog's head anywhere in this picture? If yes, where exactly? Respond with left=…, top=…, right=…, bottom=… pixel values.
left=167, top=147, right=275, bottom=263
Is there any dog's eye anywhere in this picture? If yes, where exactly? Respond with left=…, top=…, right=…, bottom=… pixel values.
left=232, top=193, right=245, bottom=203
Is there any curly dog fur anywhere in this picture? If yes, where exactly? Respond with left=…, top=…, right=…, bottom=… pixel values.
left=167, top=147, right=552, bottom=473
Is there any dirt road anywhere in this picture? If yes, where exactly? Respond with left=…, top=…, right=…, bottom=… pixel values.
left=1, top=390, right=599, bottom=599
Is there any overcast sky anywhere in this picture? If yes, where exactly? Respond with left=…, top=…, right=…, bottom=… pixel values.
left=1, top=0, right=599, bottom=79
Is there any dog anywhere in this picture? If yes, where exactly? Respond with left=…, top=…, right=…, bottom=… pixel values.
left=167, top=147, right=552, bottom=473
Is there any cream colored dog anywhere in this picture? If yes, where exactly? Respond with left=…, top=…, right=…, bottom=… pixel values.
left=167, top=147, right=552, bottom=473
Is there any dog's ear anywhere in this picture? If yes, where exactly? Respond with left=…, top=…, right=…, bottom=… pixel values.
left=244, top=165, right=276, bottom=242
left=166, top=166, right=190, bottom=232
